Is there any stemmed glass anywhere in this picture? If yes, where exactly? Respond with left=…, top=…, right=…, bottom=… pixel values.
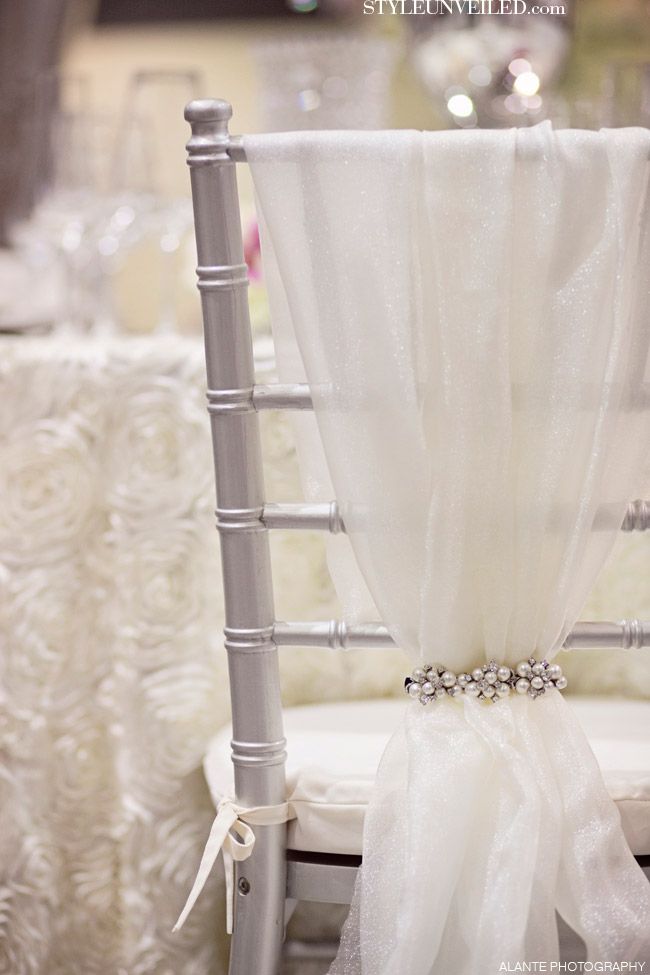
left=253, top=34, right=395, bottom=132
left=8, top=74, right=111, bottom=331
left=601, top=62, right=650, bottom=127
left=106, top=70, right=203, bottom=333
left=8, top=70, right=204, bottom=335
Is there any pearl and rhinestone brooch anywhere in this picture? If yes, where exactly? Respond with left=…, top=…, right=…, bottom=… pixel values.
left=404, top=658, right=568, bottom=705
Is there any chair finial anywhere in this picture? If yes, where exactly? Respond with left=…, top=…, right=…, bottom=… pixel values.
left=184, top=98, right=232, bottom=125
left=185, top=99, right=232, bottom=165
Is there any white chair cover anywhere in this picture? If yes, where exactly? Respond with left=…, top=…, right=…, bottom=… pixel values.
left=245, top=123, right=650, bottom=971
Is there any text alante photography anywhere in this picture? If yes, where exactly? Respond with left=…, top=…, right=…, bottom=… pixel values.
left=363, top=0, right=567, bottom=14
left=499, top=964, right=647, bottom=973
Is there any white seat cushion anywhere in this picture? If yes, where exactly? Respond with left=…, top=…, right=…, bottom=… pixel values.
left=204, top=696, right=650, bottom=857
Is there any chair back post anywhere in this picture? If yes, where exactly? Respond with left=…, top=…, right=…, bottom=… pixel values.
left=185, top=99, right=287, bottom=973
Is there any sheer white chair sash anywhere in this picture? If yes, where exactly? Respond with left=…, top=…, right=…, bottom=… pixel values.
left=245, top=124, right=650, bottom=972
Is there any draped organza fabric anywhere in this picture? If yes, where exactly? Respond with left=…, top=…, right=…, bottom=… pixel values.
left=245, top=124, right=650, bottom=970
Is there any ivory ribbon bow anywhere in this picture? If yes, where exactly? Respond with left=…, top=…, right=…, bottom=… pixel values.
left=173, top=796, right=295, bottom=934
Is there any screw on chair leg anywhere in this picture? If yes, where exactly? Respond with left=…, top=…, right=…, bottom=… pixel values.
left=228, top=834, right=285, bottom=975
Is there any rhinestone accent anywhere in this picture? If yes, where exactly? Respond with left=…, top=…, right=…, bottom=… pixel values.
left=404, top=658, right=566, bottom=705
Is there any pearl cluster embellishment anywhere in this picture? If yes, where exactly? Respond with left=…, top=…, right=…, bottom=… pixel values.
left=404, top=658, right=567, bottom=705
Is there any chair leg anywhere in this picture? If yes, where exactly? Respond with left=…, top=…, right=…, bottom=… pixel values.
left=228, top=824, right=286, bottom=975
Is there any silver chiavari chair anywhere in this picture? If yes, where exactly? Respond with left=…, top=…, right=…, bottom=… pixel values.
left=184, top=98, right=650, bottom=975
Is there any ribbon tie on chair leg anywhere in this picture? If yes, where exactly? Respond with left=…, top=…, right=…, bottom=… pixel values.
left=173, top=796, right=295, bottom=935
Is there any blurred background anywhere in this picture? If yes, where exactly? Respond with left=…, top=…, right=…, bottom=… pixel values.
left=1, top=0, right=650, bottom=337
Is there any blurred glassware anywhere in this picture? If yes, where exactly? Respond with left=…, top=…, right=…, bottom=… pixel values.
left=113, top=69, right=201, bottom=199
left=7, top=69, right=204, bottom=337
left=8, top=75, right=112, bottom=332
left=253, top=33, right=396, bottom=131
left=408, top=7, right=574, bottom=129
left=602, top=61, right=650, bottom=128
left=107, top=69, right=203, bottom=334
left=541, top=94, right=606, bottom=130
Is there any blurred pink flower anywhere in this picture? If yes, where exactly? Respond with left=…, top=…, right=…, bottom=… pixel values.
left=244, top=220, right=262, bottom=281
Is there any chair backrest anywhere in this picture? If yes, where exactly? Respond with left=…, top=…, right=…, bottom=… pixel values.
left=184, top=98, right=650, bottom=803
left=183, top=100, right=650, bottom=974
left=185, top=99, right=285, bottom=820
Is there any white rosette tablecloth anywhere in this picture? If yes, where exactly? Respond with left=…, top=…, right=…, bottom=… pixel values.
left=0, top=317, right=648, bottom=974
left=0, top=335, right=353, bottom=975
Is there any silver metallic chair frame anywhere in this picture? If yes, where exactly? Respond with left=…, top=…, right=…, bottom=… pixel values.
left=184, top=99, right=650, bottom=975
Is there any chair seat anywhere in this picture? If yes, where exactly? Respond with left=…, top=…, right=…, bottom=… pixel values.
left=204, top=696, right=650, bottom=857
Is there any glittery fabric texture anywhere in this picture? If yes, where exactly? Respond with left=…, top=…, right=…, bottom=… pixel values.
left=245, top=125, right=650, bottom=970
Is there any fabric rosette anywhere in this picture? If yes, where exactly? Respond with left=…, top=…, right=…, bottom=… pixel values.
left=104, top=372, right=212, bottom=526
left=0, top=419, right=97, bottom=567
